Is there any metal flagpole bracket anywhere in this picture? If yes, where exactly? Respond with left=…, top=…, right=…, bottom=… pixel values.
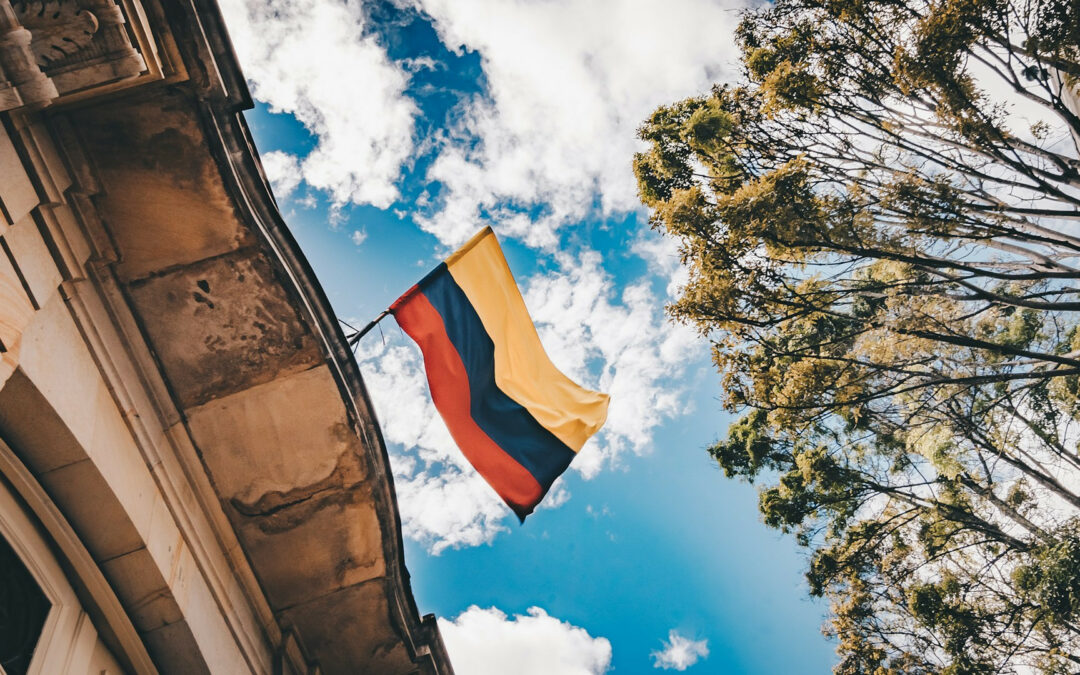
left=343, top=309, right=390, bottom=349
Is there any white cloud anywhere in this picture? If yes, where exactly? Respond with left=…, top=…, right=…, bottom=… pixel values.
left=219, top=0, right=417, bottom=208
left=651, top=630, right=709, bottom=671
left=411, top=0, right=744, bottom=248
left=226, top=0, right=716, bottom=552
left=539, top=476, right=571, bottom=510
left=401, top=55, right=446, bottom=73
left=440, top=606, right=612, bottom=675
left=355, top=341, right=511, bottom=553
left=523, top=250, right=698, bottom=478
left=261, top=150, right=302, bottom=199
left=633, top=231, right=690, bottom=299
left=351, top=229, right=368, bottom=246
left=354, top=247, right=698, bottom=552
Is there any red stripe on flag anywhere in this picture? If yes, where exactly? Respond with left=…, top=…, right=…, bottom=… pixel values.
left=393, top=291, right=543, bottom=519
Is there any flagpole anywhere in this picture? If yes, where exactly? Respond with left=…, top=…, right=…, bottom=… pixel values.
left=346, top=309, right=390, bottom=346
left=345, top=226, right=496, bottom=347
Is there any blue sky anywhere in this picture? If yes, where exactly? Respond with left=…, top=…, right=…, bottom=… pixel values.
left=222, top=0, right=836, bottom=672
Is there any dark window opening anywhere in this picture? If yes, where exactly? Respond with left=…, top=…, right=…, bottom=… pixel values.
left=0, top=535, right=51, bottom=675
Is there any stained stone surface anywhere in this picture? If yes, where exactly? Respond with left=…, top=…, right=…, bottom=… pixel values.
left=127, top=250, right=322, bottom=408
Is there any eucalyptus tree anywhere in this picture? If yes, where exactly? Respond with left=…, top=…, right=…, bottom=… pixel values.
left=634, top=0, right=1080, bottom=671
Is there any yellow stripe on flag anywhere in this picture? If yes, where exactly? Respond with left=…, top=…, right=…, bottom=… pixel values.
left=446, top=227, right=609, bottom=452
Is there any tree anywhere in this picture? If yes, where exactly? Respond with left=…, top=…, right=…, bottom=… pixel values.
left=634, top=0, right=1080, bottom=671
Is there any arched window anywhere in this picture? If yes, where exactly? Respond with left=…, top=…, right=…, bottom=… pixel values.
left=0, top=533, right=52, bottom=675
left=0, top=476, right=122, bottom=675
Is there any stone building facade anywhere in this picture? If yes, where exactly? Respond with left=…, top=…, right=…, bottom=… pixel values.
left=0, top=0, right=453, bottom=672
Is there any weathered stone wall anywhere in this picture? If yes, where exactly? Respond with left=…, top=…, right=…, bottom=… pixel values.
left=0, top=2, right=454, bottom=674
left=0, top=100, right=278, bottom=674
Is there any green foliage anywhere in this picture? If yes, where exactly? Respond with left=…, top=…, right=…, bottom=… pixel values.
left=708, top=409, right=785, bottom=479
left=1015, top=534, right=1080, bottom=626
left=636, top=0, right=1080, bottom=670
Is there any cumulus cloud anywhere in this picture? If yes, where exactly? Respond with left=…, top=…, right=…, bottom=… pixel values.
left=355, top=341, right=511, bottom=553
left=225, top=0, right=716, bottom=552
left=651, top=630, right=710, bottom=671
left=633, top=231, right=691, bottom=299
left=411, top=0, right=744, bottom=248
left=261, top=150, right=302, bottom=199
left=524, top=250, right=698, bottom=477
left=220, top=0, right=416, bottom=208
left=354, top=249, right=696, bottom=551
left=440, top=606, right=612, bottom=675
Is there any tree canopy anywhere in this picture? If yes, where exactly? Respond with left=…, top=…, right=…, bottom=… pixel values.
left=635, top=0, right=1080, bottom=671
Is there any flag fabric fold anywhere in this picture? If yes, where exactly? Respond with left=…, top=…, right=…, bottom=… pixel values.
left=390, top=227, right=610, bottom=520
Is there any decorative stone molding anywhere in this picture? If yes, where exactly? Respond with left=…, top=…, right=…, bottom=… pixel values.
left=0, top=461, right=125, bottom=673
left=29, top=0, right=145, bottom=93
left=0, top=268, right=33, bottom=390
left=0, top=1, right=58, bottom=111
left=15, top=0, right=100, bottom=67
left=0, top=0, right=157, bottom=113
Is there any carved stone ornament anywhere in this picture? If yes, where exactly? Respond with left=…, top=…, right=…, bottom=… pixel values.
left=13, top=0, right=99, bottom=67
left=0, top=0, right=147, bottom=112
left=0, top=0, right=59, bottom=110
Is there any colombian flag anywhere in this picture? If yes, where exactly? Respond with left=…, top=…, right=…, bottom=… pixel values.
left=390, top=227, right=610, bottom=520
